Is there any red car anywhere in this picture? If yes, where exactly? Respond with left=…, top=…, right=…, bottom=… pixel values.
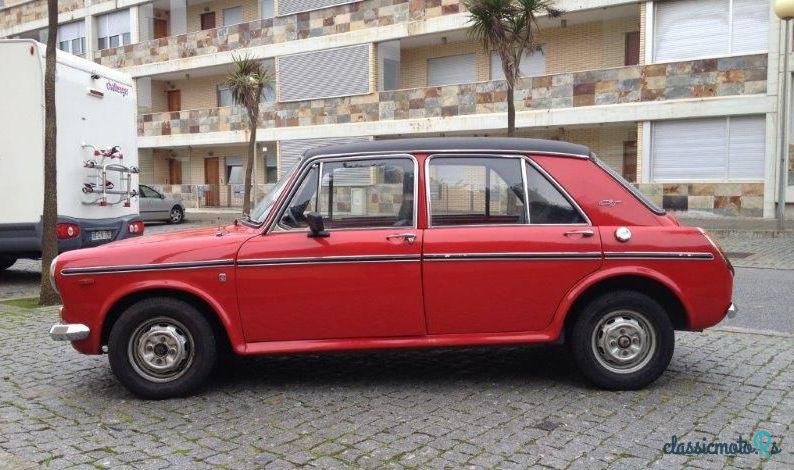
left=49, top=138, right=735, bottom=398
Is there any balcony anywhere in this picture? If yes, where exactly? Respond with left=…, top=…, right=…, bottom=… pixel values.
left=0, top=0, right=119, bottom=30
left=138, top=54, right=768, bottom=138
left=94, top=0, right=465, bottom=69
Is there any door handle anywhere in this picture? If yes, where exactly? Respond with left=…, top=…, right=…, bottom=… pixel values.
left=564, top=229, right=595, bottom=238
left=386, top=233, right=416, bottom=244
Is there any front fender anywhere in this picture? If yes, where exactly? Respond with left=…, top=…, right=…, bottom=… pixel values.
left=66, top=277, right=244, bottom=354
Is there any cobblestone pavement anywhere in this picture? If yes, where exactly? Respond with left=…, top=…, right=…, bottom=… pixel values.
left=714, top=231, right=794, bottom=270
left=0, top=305, right=791, bottom=469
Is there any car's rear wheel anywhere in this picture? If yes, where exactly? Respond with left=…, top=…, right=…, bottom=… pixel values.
left=108, top=297, right=216, bottom=399
left=570, top=290, right=674, bottom=390
left=168, top=206, right=184, bottom=224
left=0, top=255, right=17, bottom=272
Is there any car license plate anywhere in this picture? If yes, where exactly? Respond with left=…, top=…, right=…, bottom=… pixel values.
left=90, top=230, right=113, bottom=241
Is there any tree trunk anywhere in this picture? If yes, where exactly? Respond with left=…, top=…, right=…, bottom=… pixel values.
left=242, top=109, right=257, bottom=215
left=39, top=0, right=60, bottom=306
left=506, top=83, right=516, bottom=137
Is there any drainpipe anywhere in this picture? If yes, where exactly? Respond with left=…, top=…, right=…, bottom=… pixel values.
left=774, top=0, right=794, bottom=230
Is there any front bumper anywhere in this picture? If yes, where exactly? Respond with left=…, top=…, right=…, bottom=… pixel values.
left=726, top=303, right=738, bottom=318
left=49, top=323, right=90, bottom=341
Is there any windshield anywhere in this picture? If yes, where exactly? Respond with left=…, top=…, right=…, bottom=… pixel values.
left=248, top=162, right=299, bottom=223
left=592, top=155, right=666, bottom=215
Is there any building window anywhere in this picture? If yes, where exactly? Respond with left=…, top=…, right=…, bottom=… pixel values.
left=223, top=6, right=243, bottom=26
left=265, top=152, right=277, bottom=183
left=653, top=0, right=768, bottom=63
left=650, top=116, right=765, bottom=182
left=57, top=21, right=85, bottom=56
left=96, top=9, right=132, bottom=50
left=226, top=163, right=243, bottom=184
left=217, top=85, right=233, bottom=107
left=427, top=54, right=477, bottom=87
left=260, top=0, right=274, bottom=19
left=490, top=47, right=545, bottom=80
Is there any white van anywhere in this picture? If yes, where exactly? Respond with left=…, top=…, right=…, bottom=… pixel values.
left=0, top=40, right=142, bottom=271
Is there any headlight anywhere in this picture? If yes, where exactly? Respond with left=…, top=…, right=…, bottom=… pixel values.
left=49, top=255, right=60, bottom=295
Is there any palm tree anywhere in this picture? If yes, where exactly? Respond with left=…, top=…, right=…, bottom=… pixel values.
left=39, top=0, right=59, bottom=306
left=465, top=0, right=562, bottom=136
left=224, top=54, right=273, bottom=215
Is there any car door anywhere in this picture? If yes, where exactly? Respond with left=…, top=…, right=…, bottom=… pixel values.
left=138, top=185, right=156, bottom=220
left=422, top=155, right=602, bottom=334
left=236, top=155, right=426, bottom=342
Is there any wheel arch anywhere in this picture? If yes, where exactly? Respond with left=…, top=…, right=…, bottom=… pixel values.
left=100, top=287, right=237, bottom=354
left=559, top=271, right=691, bottom=341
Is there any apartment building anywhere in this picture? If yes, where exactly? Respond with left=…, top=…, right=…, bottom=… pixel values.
left=1, top=0, right=788, bottom=217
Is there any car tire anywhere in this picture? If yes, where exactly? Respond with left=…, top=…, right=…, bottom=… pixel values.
left=0, top=255, right=17, bottom=272
left=168, top=206, right=184, bottom=224
left=108, top=297, right=217, bottom=399
left=570, top=290, right=674, bottom=390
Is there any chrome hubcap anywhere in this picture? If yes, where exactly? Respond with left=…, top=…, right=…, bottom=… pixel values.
left=591, top=310, right=656, bottom=374
left=170, top=209, right=181, bottom=222
left=128, top=318, right=193, bottom=382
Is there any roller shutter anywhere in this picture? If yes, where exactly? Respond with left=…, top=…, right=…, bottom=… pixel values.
left=650, top=116, right=765, bottom=182
left=279, top=0, right=358, bottom=16
left=277, top=136, right=373, bottom=178
left=653, top=0, right=768, bottom=62
left=278, top=45, right=370, bottom=102
left=427, top=54, right=476, bottom=87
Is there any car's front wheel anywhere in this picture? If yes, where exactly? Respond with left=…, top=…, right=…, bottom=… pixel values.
left=108, top=297, right=216, bottom=399
left=168, top=206, right=184, bottom=224
left=570, top=290, right=674, bottom=390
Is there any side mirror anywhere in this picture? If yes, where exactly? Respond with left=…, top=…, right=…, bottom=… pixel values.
left=305, top=212, right=329, bottom=238
left=159, top=194, right=165, bottom=199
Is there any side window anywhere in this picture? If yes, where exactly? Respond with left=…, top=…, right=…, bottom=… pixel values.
left=525, top=162, right=586, bottom=224
left=139, top=186, right=156, bottom=198
left=280, top=158, right=414, bottom=230
left=280, top=165, right=319, bottom=229
left=428, top=157, right=525, bottom=226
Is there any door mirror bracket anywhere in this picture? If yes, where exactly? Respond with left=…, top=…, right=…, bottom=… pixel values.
left=305, top=212, right=330, bottom=238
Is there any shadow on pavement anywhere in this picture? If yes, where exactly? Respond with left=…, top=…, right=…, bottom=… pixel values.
left=208, top=345, right=585, bottom=390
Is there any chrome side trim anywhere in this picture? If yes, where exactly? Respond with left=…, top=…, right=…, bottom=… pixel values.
left=49, top=323, right=90, bottom=341
left=61, top=259, right=236, bottom=275
left=604, top=252, right=715, bottom=260
left=424, top=252, right=603, bottom=261
left=237, top=254, right=421, bottom=267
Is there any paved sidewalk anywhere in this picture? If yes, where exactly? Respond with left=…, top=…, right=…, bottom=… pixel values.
left=713, top=231, right=794, bottom=270
left=0, top=305, right=791, bottom=469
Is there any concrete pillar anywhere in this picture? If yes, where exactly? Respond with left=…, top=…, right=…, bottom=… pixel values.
left=137, top=2, right=155, bottom=42
left=169, top=0, right=187, bottom=36
left=83, top=15, right=96, bottom=59
left=129, top=5, right=140, bottom=44
left=136, top=77, right=153, bottom=114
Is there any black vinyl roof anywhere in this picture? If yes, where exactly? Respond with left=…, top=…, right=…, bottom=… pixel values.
left=302, top=137, right=591, bottom=158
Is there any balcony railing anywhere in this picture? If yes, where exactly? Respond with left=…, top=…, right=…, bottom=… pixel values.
left=138, top=54, right=768, bottom=138
left=95, top=0, right=465, bottom=68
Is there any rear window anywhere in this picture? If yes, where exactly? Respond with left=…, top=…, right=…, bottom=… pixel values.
left=593, top=156, right=665, bottom=215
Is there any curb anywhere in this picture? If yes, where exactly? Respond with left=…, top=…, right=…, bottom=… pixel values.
left=708, top=325, right=793, bottom=338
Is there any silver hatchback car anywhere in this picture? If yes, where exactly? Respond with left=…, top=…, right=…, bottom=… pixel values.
left=138, top=185, right=185, bottom=224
